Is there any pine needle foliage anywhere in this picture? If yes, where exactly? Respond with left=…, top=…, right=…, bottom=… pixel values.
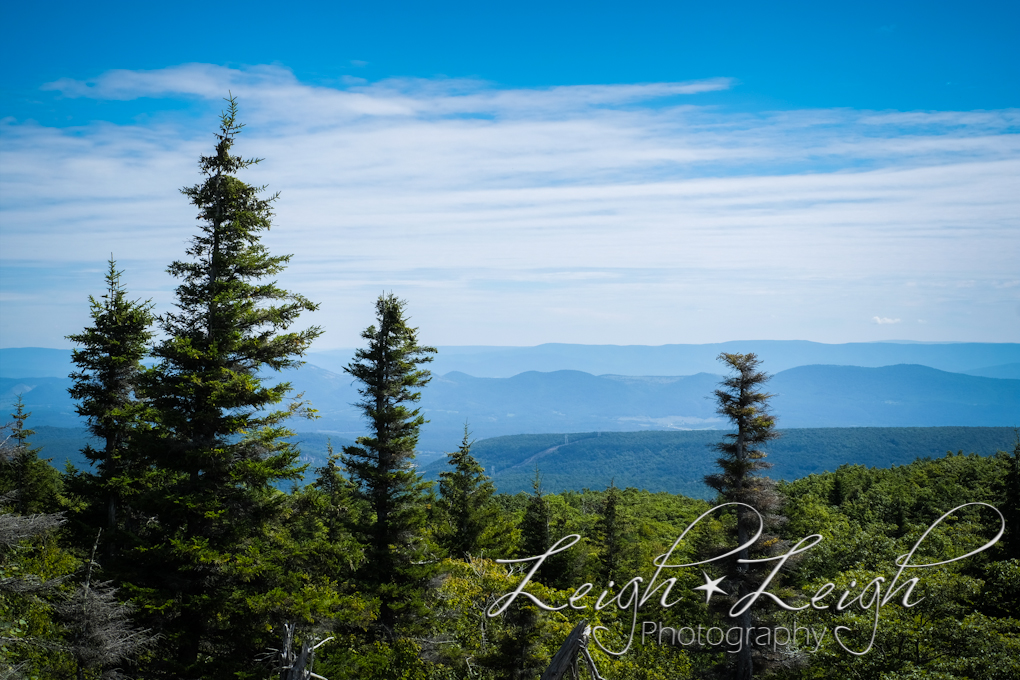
left=438, top=427, right=505, bottom=559
left=703, top=353, right=786, bottom=680
left=1002, top=431, right=1020, bottom=560
left=341, top=293, right=437, bottom=636
left=596, top=480, right=627, bottom=583
left=132, top=96, right=323, bottom=676
left=519, top=469, right=551, bottom=581
left=66, top=258, right=154, bottom=550
left=705, top=353, right=780, bottom=498
left=146, top=95, right=322, bottom=488
left=0, top=399, right=61, bottom=516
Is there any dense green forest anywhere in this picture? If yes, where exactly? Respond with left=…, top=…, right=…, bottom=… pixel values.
left=421, top=427, right=1020, bottom=497
left=4, top=416, right=1018, bottom=678
left=3, top=102, right=1018, bottom=679
left=23, top=427, right=1017, bottom=498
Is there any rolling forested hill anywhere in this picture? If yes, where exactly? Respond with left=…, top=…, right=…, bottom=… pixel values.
left=5, top=363, right=1018, bottom=458
left=32, top=425, right=1017, bottom=498
left=26, top=427, right=356, bottom=482
left=422, top=427, right=1020, bottom=497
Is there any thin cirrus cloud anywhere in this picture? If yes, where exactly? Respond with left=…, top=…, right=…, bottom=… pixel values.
left=1, top=63, right=1018, bottom=348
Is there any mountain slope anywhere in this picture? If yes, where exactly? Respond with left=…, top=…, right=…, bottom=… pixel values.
left=4, top=364, right=1017, bottom=454
left=313, top=341, right=1020, bottom=377
left=6, top=341, right=1020, bottom=379
left=771, top=364, right=1020, bottom=427
left=422, top=427, right=1020, bottom=497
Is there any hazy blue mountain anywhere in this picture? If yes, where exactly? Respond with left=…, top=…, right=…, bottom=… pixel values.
left=309, top=341, right=1019, bottom=378
left=23, top=427, right=356, bottom=486
left=0, top=348, right=76, bottom=378
left=16, top=426, right=98, bottom=472
left=414, top=365, right=1017, bottom=450
left=961, top=363, right=1020, bottom=379
left=16, top=340, right=1014, bottom=498
left=6, top=342, right=1019, bottom=380
left=421, top=370, right=724, bottom=432
left=770, top=364, right=1020, bottom=427
left=5, top=363, right=1017, bottom=457
left=421, top=427, right=1020, bottom=497
left=1, top=376, right=81, bottom=427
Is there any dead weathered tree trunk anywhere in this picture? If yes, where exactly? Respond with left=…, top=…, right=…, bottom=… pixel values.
left=268, top=623, right=333, bottom=680
left=541, top=619, right=605, bottom=680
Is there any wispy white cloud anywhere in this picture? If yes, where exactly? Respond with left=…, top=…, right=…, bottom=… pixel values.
left=872, top=317, right=902, bottom=325
left=39, top=64, right=735, bottom=121
left=3, top=64, right=1019, bottom=347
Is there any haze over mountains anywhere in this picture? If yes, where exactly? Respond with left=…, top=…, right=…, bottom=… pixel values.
left=309, top=341, right=1020, bottom=379
left=2, top=342, right=1017, bottom=459
left=4, top=342, right=1020, bottom=380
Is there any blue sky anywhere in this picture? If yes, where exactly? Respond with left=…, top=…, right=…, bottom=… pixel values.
left=1, top=1, right=1018, bottom=348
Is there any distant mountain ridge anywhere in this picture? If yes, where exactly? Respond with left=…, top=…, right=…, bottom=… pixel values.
left=4, top=360, right=1017, bottom=458
left=310, top=341, right=1020, bottom=378
left=770, top=364, right=1019, bottom=427
left=962, top=363, right=1020, bottom=380
left=5, top=341, right=1020, bottom=379
left=23, top=427, right=356, bottom=486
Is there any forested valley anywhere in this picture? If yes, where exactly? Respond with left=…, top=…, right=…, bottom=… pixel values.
left=2, top=101, right=1018, bottom=680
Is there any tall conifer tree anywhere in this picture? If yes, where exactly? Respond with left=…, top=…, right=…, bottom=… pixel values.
left=704, top=352, right=785, bottom=680
left=486, top=470, right=550, bottom=678
left=596, top=481, right=627, bottom=583
left=1002, top=432, right=1020, bottom=560
left=134, top=97, right=322, bottom=675
left=0, top=398, right=61, bottom=516
left=66, top=258, right=154, bottom=554
left=437, top=427, right=508, bottom=559
left=519, top=469, right=551, bottom=581
left=342, top=293, right=436, bottom=637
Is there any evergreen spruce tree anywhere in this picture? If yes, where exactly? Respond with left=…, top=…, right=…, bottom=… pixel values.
left=0, top=398, right=61, bottom=516
left=1002, top=432, right=1020, bottom=560
left=296, top=441, right=369, bottom=618
left=66, top=258, right=154, bottom=556
left=312, top=441, right=364, bottom=562
left=519, top=469, right=551, bottom=582
left=437, top=426, right=507, bottom=559
left=133, top=97, right=322, bottom=676
left=703, top=353, right=785, bottom=680
left=482, top=601, right=546, bottom=680
left=596, top=480, right=627, bottom=584
left=341, top=293, right=437, bottom=637
left=483, top=470, right=551, bottom=679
